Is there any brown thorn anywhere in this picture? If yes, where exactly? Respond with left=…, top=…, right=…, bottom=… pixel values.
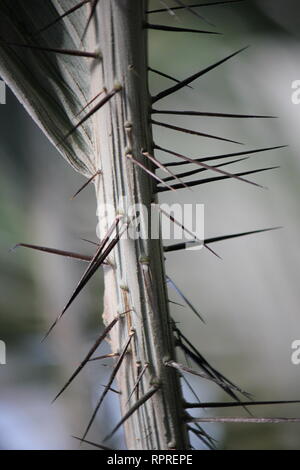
left=34, top=1, right=91, bottom=35
left=165, top=227, right=282, bottom=253
left=174, top=327, right=252, bottom=402
left=166, top=359, right=244, bottom=392
left=88, top=352, right=120, bottom=362
left=187, top=426, right=217, bottom=450
left=126, top=363, right=149, bottom=406
left=0, top=40, right=100, bottom=59
left=43, top=235, right=122, bottom=341
left=148, top=67, right=193, bottom=89
left=103, top=384, right=160, bottom=442
left=10, top=243, right=92, bottom=262
left=52, top=314, right=123, bottom=402
left=168, top=299, right=185, bottom=308
left=157, top=166, right=278, bottom=192
left=181, top=375, right=218, bottom=445
left=188, top=417, right=300, bottom=424
left=100, top=384, right=121, bottom=395
left=152, top=109, right=276, bottom=119
left=127, top=153, right=176, bottom=192
left=81, top=333, right=135, bottom=441
left=157, top=166, right=280, bottom=192
left=162, top=145, right=288, bottom=168
left=204, top=244, right=222, bottom=259
left=142, top=150, right=189, bottom=189
left=152, top=46, right=249, bottom=104
left=151, top=120, right=243, bottom=145
left=145, top=23, right=220, bottom=35
left=75, top=90, right=105, bottom=117
left=181, top=374, right=202, bottom=405
left=173, top=0, right=215, bottom=26
left=72, top=436, right=112, bottom=450
left=80, top=238, right=100, bottom=247
left=42, top=217, right=122, bottom=342
left=147, top=0, right=245, bottom=14
left=166, top=276, right=205, bottom=323
left=61, top=86, right=121, bottom=143
left=173, top=329, right=252, bottom=406
left=71, top=170, right=101, bottom=200
left=81, top=0, right=100, bottom=41
left=158, top=207, right=205, bottom=258
left=162, top=156, right=249, bottom=182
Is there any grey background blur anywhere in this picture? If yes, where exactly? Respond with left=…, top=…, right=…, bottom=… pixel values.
left=1, top=0, right=300, bottom=450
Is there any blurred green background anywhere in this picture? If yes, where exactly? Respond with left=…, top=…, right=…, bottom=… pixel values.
left=1, top=0, right=300, bottom=449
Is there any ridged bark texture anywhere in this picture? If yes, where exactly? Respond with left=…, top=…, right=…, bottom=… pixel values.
left=89, top=0, right=189, bottom=450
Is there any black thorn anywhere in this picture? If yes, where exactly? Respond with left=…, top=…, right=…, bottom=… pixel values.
left=81, top=333, right=135, bottom=441
left=127, top=153, right=176, bottom=192
left=152, top=46, right=249, bottom=104
left=72, top=436, right=112, bottom=450
left=144, top=151, right=188, bottom=188
left=188, top=417, right=300, bottom=424
left=162, top=145, right=288, bottom=168
left=10, top=243, right=92, bottom=262
left=81, top=0, right=100, bottom=41
left=61, top=86, right=121, bottom=143
left=71, top=170, right=101, bottom=199
left=42, top=218, right=122, bottom=341
left=166, top=276, right=205, bottom=323
left=148, top=67, right=193, bottom=89
left=164, top=227, right=281, bottom=253
left=155, top=145, right=270, bottom=190
left=34, top=1, right=90, bottom=35
left=152, top=120, right=243, bottom=145
left=157, top=166, right=279, bottom=192
left=0, top=40, right=100, bottom=59
left=172, top=0, right=215, bottom=27
left=103, top=385, right=160, bottom=442
left=151, top=109, right=277, bottom=119
left=147, top=0, right=245, bottom=14
left=145, top=23, right=220, bottom=35
left=52, top=315, right=121, bottom=402
left=162, top=156, right=248, bottom=182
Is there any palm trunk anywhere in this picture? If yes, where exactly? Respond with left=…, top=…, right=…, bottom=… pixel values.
left=90, top=0, right=188, bottom=450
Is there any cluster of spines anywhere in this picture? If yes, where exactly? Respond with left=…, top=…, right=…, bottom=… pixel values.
left=6, top=0, right=300, bottom=451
